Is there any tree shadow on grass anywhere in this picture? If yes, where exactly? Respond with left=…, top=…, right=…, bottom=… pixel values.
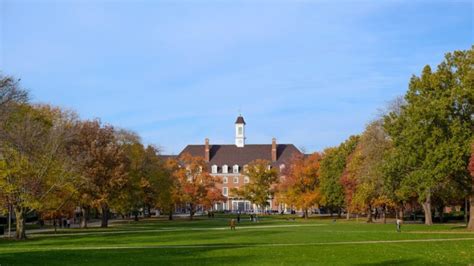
left=355, top=259, right=421, bottom=266
left=0, top=244, right=258, bottom=266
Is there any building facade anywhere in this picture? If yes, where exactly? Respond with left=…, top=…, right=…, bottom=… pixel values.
left=176, top=115, right=303, bottom=212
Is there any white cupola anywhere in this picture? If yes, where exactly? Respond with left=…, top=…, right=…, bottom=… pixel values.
left=235, top=115, right=246, bottom=147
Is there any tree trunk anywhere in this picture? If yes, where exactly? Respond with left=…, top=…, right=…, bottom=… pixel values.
left=189, top=203, right=194, bottom=220
left=382, top=205, right=387, bottom=224
left=346, top=211, right=350, bottom=220
left=438, top=205, right=445, bottom=223
left=80, top=206, right=89, bottom=228
left=303, top=209, right=308, bottom=219
left=14, top=206, right=27, bottom=240
left=366, top=205, right=373, bottom=223
left=134, top=213, right=139, bottom=221
left=468, top=194, right=474, bottom=230
left=422, top=194, right=433, bottom=225
left=146, top=206, right=151, bottom=218
left=101, top=204, right=109, bottom=228
left=168, top=210, right=173, bottom=220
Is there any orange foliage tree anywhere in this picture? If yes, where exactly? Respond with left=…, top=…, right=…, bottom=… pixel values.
left=175, top=153, right=220, bottom=220
left=278, top=153, right=322, bottom=218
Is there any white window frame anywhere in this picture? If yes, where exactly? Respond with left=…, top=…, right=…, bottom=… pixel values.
left=233, top=165, right=239, bottom=174
left=223, top=176, right=228, bottom=184
left=280, top=164, right=285, bottom=171
left=233, top=176, right=239, bottom=184
left=211, top=165, right=218, bottom=174
left=222, top=165, right=228, bottom=174
left=244, top=176, right=249, bottom=184
left=222, top=187, right=228, bottom=196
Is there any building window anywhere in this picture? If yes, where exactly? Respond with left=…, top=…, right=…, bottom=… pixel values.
left=211, top=165, right=218, bottom=174
left=243, top=164, right=248, bottom=172
left=244, top=176, right=249, bottom=184
left=233, top=176, right=239, bottom=183
left=280, top=164, right=285, bottom=171
left=222, top=187, right=228, bottom=196
left=238, top=126, right=243, bottom=135
left=222, top=165, right=228, bottom=174
left=233, top=165, right=239, bottom=174
left=223, top=176, right=228, bottom=184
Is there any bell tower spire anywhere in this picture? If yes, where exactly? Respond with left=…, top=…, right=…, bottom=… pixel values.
left=235, top=115, right=246, bottom=147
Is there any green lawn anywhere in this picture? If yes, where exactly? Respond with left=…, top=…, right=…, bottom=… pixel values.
left=0, top=215, right=473, bottom=265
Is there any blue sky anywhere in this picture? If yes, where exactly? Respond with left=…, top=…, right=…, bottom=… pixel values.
left=1, top=0, right=472, bottom=154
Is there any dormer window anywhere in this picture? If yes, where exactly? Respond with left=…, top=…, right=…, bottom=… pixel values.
left=280, top=164, right=285, bottom=171
left=222, top=165, right=228, bottom=174
left=233, top=165, right=239, bottom=174
left=211, top=165, right=218, bottom=174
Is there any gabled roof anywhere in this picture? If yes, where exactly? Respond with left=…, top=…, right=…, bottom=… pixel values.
left=179, top=144, right=301, bottom=166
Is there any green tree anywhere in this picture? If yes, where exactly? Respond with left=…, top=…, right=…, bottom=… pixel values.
left=468, top=143, right=474, bottom=230
left=319, top=135, right=359, bottom=217
left=233, top=159, right=278, bottom=213
left=384, top=47, right=473, bottom=225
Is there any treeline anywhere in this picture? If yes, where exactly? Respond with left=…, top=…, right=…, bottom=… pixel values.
left=277, top=47, right=473, bottom=229
left=0, top=77, right=225, bottom=240
left=0, top=46, right=472, bottom=240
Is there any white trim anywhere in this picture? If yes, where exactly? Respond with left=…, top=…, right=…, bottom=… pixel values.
left=222, top=165, right=228, bottom=174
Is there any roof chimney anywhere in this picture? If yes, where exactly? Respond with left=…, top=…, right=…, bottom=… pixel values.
left=204, top=138, right=210, bottom=162
left=271, top=138, right=277, bottom=162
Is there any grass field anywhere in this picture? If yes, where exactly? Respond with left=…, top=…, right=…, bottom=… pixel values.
left=0, top=215, right=473, bottom=265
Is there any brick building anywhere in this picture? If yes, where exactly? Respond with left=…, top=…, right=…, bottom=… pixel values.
left=173, top=115, right=303, bottom=212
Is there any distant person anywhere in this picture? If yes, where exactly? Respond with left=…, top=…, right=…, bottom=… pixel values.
left=237, top=213, right=241, bottom=223
left=396, top=218, right=403, bottom=232
left=230, top=219, right=236, bottom=230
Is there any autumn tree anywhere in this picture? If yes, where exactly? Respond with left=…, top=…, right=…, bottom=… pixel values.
left=278, top=153, right=322, bottom=218
left=384, top=47, right=473, bottom=225
left=69, top=120, right=128, bottom=228
left=176, top=153, right=218, bottom=220
left=160, top=157, right=183, bottom=220
left=233, top=159, right=278, bottom=213
left=350, top=121, right=393, bottom=223
left=0, top=104, right=77, bottom=239
left=0, top=75, right=28, bottom=119
left=111, top=130, right=146, bottom=220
